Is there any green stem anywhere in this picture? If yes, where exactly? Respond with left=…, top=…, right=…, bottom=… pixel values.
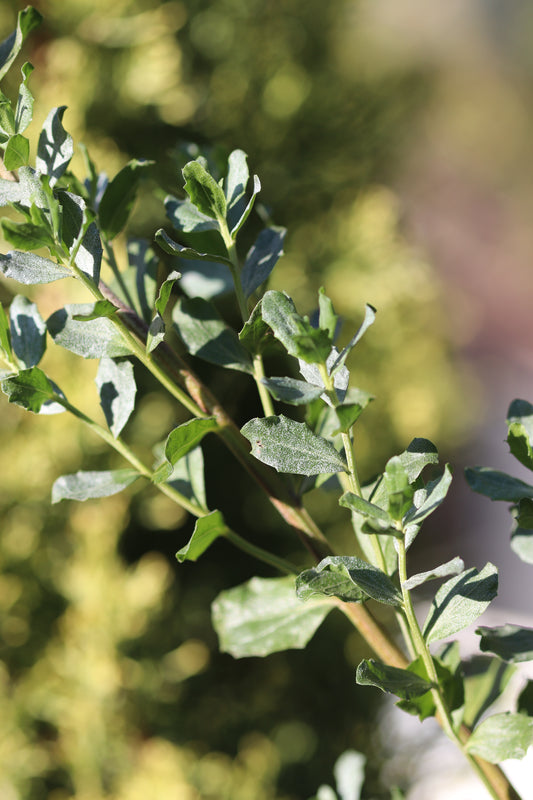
left=253, top=352, right=275, bottom=417
left=224, top=529, right=298, bottom=575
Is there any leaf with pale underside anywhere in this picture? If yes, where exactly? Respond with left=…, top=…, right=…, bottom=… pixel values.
left=176, top=510, right=228, bottom=563
left=52, top=469, right=139, bottom=503
left=466, top=713, right=533, bottom=763
left=212, top=575, right=334, bottom=658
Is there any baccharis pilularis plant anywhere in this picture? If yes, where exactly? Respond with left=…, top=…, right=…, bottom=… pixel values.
left=0, top=9, right=531, bottom=800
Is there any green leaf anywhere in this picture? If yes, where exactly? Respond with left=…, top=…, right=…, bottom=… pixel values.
left=318, top=288, right=339, bottom=341
left=397, top=438, right=439, bottom=482
left=166, top=445, right=207, bottom=511
left=51, top=469, right=139, bottom=503
left=0, top=302, right=11, bottom=359
left=404, top=465, right=453, bottom=525
left=182, top=159, right=227, bottom=221
left=297, top=556, right=402, bottom=606
left=299, top=348, right=350, bottom=405
left=1, top=366, right=57, bottom=413
left=9, top=294, right=46, bottom=368
left=339, top=492, right=393, bottom=526
left=463, top=655, right=515, bottom=729
left=261, top=376, right=324, bottom=406
left=212, top=575, right=333, bottom=658
left=477, top=624, right=533, bottom=663
left=1, top=219, right=55, bottom=252
left=0, top=7, right=42, bottom=82
left=330, top=304, right=376, bottom=375
left=176, top=510, right=228, bottom=563
left=225, top=149, right=249, bottom=210
left=36, top=106, right=73, bottom=187
left=165, top=194, right=219, bottom=233
left=14, top=62, right=34, bottom=134
left=511, top=526, right=533, bottom=565
left=356, top=659, right=433, bottom=700
left=0, top=165, right=46, bottom=209
left=124, top=239, right=158, bottom=323
left=403, top=557, right=465, bottom=591
left=72, top=300, right=117, bottom=322
left=146, top=270, right=181, bottom=352
left=517, top=681, right=533, bottom=717
left=47, top=303, right=132, bottom=359
left=98, top=159, right=152, bottom=240
left=507, top=399, right=533, bottom=470
left=241, top=415, right=348, bottom=476
left=95, top=357, right=136, bottom=438
left=4, top=133, right=29, bottom=170
left=0, top=93, right=15, bottom=138
left=384, top=457, right=413, bottom=521
left=155, top=228, right=232, bottom=267
left=230, top=174, right=261, bottom=237
left=465, top=467, right=533, bottom=502
left=172, top=296, right=253, bottom=373
left=423, top=563, right=498, bottom=644
left=241, top=227, right=286, bottom=298
left=239, top=299, right=276, bottom=356
left=152, top=417, right=219, bottom=484
left=397, top=651, right=464, bottom=721
left=333, top=388, right=373, bottom=433
left=466, top=713, right=533, bottom=763
left=59, top=191, right=102, bottom=284
left=261, top=290, right=332, bottom=365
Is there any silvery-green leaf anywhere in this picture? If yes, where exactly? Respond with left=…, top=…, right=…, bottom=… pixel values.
left=330, top=304, right=376, bottom=374
left=0, top=7, right=42, bottom=82
left=178, top=258, right=234, bottom=300
left=261, top=376, right=324, bottom=405
left=241, top=227, right=286, bottom=298
left=95, top=357, right=136, bottom=438
left=334, top=750, right=366, bottom=800
left=176, top=510, right=228, bottom=563
left=9, top=294, right=46, bottom=368
left=15, top=62, right=34, bottom=134
left=339, top=492, right=393, bottom=525
left=423, top=563, right=498, bottom=644
left=172, top=296, right=253, bottom=373
left=182, top=159, right=227, bottom=221
left=146, top=270, right=181, bottom=352
left=0, top=166, right=46, bottom=209
left=403, top=557, right=465, bottom=591
left=36, top=106, right=73, bottom=186
left=225, top=149, right=249, bottom=209
left=477, top=624, right=533, bottom=663
left=466, top=713, right=533, bottom=763
left=465, top=467, right=533, bottom=502
left=212, top=575, right=333, bottom=658
left=462, top=655, right=515, bottom=729
left=241, top=415, right=348, bottom=476
left=297, top=556, right=402, bottom=606
left=262, top=290, right=332, bottom=365
left=167, top=445, right=207, bottom=510
left=404, top=465, right=453, bottom=525
left=124, top=239, right=158, bottom=322
left=356, top=659, right=433, bottom=700
left=47, top=303, right=132, bottom=359
left=51, top=469, right=139, bottom=503
left=299, top=347, right=350, bottom=405
left=152, top=417, right=219, bottom=484
left=507, top=399, right=533, bottom=470
left=165, top=194, right=219, bottom=233
left=155, top=228, right=232, bottom=267
left=1, top=366, right=57, bottom=413
left=230, top=174, right=261, bottom=237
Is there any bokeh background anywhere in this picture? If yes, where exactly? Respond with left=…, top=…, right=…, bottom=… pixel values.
left=1, top=1, right=533, bottom=798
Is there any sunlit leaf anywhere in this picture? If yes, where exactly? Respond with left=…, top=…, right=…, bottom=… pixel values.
left=51, top=469, right=139, bottom=503
left=176, top=510, right=228, bottom=563
left=466, top=713, right=533, bottom=763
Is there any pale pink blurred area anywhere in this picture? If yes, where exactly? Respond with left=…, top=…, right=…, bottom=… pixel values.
left=353, top=0, right=533, bottom=613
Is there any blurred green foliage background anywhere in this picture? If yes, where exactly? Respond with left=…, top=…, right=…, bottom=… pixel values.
left=0, top=1, right=493, bottom=798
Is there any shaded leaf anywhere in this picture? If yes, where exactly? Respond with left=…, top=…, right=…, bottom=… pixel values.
left=404, top=465, right=453, bottom=525
left=52, top=469, right=139, bottom=503
left=333, top=388, right=373, bottom=433
left=466, top=713, right=533, bottom=763
left=172, top=295, right=253, bottom=373
left=463, top=655, right=515, bottom=729
left=212, top=575, right=333, bottom=658
left=397, top=438, right=439, bottom=482
left=356, top=659, right=433, bottom=700
left=396, top=652, right=463, bottom=721
left=165, top=194, right=219, bottom=233
left=423, top=563, right=498, bottom=644
left=318, top=288, right=339, bottom=341
left=239, top=299, right=278, bottom=356
left=36, top=106, right=73, bottom=186
left=152, top=417, right=219, bottom=484
left=262, top=290, right=332, bottom=365
left=95, top=357, right=136, bottom=438
left=465, top=467, right=533, bottom=502
left=339, top=492, right=393, bottom=526
left=0, top=7, right=42, bottom=82
left=98, top=159, right=152, bottom=240
left=330, top=304, right=376, bottom=374
left=155, top=228, right=232, bottom=266
left=241, top=227, right=286, bottom=298
left=297, top=556, right=402, bottom=606
left=1, top=218, right=55, bottom=252
left=241, top=415, right=348, bottom=476
left=14, top=62, right=34, bottom=134
left=230, top=174, right=261, bottom=237
left=477, top=624, right=533, bottom=663
left=167, top=445, right=207, bottom=510
left=176, top=510, right=228, bottom=563
left=146, top=270, right=181, bottom=352
left=124, top=238, right=158, bottom=322
left=9, top=294, right=46, bottom=368
left=299, top=347, right=350, bottom=406
left=507, top=399, right=533, bottom=470
left=261, top=376, right=324, bottom=405
left=47, top=303, right=132, bottom=359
